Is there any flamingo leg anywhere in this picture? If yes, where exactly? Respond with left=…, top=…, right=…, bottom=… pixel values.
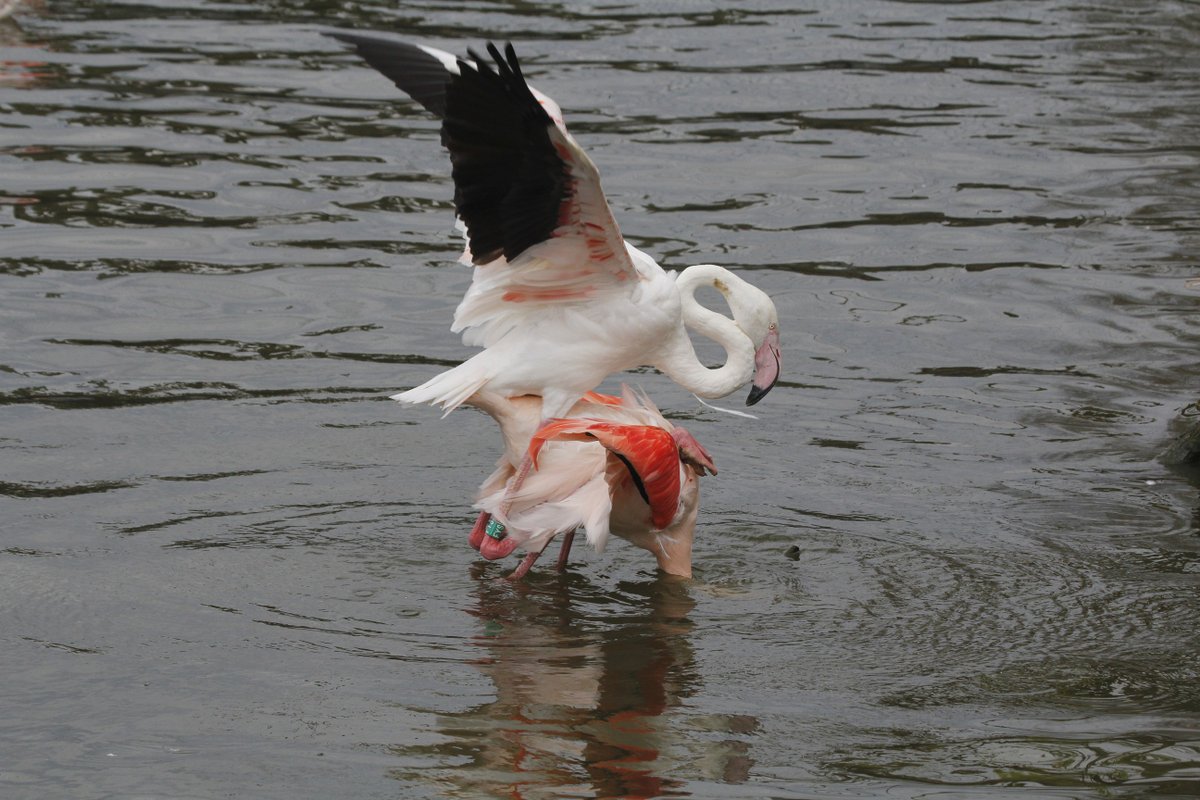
left=505, top=550, right=541, bottom=581
left=468, top=511, right=490, bottom=551
left=499, top=449, right=536, bottom=518
left=480, top=418, right=549, bottom=561
left=555, top=530, right=576, bottom=572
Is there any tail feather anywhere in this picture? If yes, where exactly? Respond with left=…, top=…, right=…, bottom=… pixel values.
left=392, top=361, right=492, bottom=416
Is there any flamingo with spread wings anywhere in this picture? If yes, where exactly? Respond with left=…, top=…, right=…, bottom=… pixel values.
left=465, top=388, right=716, bottom=579
left=325, top=33, right=781, bottom=418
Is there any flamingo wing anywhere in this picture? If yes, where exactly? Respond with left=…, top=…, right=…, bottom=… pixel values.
left=323, top=34, right=457, bottom=117
left=531, top=420, right=682, bottom=531
left=326, top=33, right=638, bottom=339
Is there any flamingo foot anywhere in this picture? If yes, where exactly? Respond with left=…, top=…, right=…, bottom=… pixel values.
left=479, top=530, right=519, bottom=561
left=505, top=550, right=541, bottom=581
left=468, top=511, right=491, bottom=551
left=555, top=529, right=576, bottom=572
left=672, top=426, right=718, bottom=476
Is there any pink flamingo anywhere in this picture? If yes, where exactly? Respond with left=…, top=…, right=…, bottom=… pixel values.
left=465, top=388, right=716, bottom=579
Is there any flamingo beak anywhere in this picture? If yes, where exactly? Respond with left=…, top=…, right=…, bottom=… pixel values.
left=746, top=327, right=781, bottom=406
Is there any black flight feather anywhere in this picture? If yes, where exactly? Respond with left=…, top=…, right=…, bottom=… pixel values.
left=611, top=450, right=652, bottom=507
left=325, top=32, right=572, bottom=266
left=324, top=31, right=452, bottom=117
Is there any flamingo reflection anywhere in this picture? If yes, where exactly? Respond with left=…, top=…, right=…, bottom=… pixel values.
left=0, top=2, right=51, bottom=91
left=392, top=572, right=756, bottom=797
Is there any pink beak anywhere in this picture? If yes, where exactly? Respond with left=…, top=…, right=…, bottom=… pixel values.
left=746, top=327, right=781, bottom=406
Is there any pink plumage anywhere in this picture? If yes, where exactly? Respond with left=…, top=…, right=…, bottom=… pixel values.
left=465, top=388, right=715, bottom=578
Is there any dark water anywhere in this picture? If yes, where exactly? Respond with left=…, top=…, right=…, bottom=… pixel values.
left=3, top=1, right=1198, bottom=798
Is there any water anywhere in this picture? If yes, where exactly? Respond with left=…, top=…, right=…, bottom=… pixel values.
left=2, top=1, right=1198, bottom=798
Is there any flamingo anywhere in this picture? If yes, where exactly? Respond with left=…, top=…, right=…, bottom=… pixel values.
left=324, top=32, right=782, bottom=415
left=325, top=32, right=780, bottom=555
left=464, top=387, right=717, bottom=580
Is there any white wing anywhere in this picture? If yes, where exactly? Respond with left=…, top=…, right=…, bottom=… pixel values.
left=327, top=33, right=642, bottom=346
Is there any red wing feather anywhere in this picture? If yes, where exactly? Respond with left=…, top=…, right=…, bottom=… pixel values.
left=531, top=420, right=681, bottom=530
left=581, top=391, right=623, bottom=406
left=527, top=418, right=598, bottom=468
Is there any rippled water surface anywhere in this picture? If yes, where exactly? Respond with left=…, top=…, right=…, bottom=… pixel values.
left=3, top=1, right=1199, bottom=798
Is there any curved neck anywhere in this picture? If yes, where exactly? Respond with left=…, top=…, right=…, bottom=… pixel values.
left=655, top=266, right=755, bottom=399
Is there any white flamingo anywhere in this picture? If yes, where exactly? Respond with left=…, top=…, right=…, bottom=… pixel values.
left=326, top=33, right=780, bottom=556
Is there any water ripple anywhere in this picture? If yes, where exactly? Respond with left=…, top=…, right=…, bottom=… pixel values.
left=831, top=734, right=1200, bottom=791
left=0, top=381, right=386, bottom=409
left=0, top=478, right=136, bottom=498
left=883, top=654, right=1200, bottom=716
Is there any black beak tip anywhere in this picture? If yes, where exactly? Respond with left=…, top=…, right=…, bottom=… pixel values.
left=746, top=384, right=770, bottom=406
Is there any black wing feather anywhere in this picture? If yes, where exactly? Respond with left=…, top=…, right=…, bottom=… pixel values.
left=324, top=31, right=451, bottom=117
left=611, top=449, right=652, bottom=507
left=445, top=44, right=569, bottom=264
left=326, top=32, right=571, bottom=266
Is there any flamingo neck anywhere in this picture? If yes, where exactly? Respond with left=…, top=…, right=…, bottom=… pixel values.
left=649, top=527, right=694, bottom=577
left=639, top=477, right=699, bottom=577
left=656, top=265, right=756, bottom=399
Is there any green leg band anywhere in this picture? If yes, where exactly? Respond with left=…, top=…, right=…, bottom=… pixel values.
left=484, top=519, right=507, bottom=540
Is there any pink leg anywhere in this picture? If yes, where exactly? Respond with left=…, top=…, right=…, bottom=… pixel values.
left=468, top=511, right=490, bottom=551
left=555, top=530, right=576, bottom=572
left=496, top=416, right=558, bottom=521
left=499, top=450, right=536, bottom=518
left=505, top=550, right=541, bottom=581
left=479, top=424, right=548, bottom=562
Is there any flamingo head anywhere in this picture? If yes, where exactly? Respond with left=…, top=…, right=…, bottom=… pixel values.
left=677, top=264, right=783, bottom=405
left=725, top=279, right=781, bottom=406
left=747, top=322, right=781, bottom=406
